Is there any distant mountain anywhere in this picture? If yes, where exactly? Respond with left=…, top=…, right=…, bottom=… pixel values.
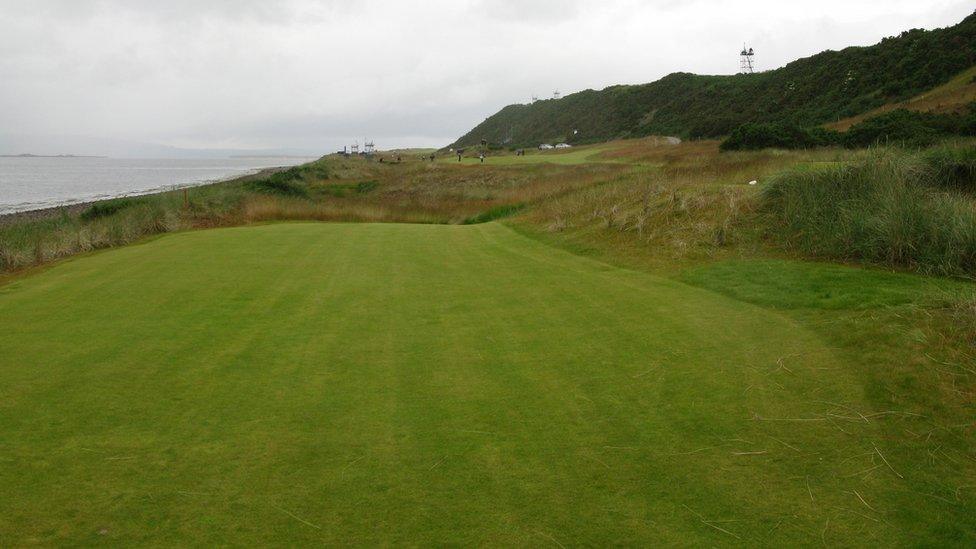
left=451, top=11, right=976, bottom=149
left=0, top=134, right=322, bottom=159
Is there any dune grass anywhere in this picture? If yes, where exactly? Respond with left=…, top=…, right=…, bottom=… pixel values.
left=0, top=222, right=973, bottom=545
left=0, top=155, right=627, bottom=273
left=762, top=148, right=976, bottom=276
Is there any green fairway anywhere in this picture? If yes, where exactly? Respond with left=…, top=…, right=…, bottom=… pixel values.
left=0, top=223, right=969, bottom=544
left=447, top=146, right=613, bottom=166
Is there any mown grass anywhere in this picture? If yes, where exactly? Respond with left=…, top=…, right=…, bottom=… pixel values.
left=446, top=145, right=615, bottom=166
left=1, top=222, right=973, bottom=545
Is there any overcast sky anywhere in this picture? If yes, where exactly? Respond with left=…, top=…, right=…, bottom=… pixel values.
left=0, top=0, right=972, bottom=154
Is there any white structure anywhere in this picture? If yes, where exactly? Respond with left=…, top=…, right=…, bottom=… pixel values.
left=539, top=144, right=554, bottom=150
left=555, top=143, right=572, bottom=149
left=740, top=45, right=756, bottom=74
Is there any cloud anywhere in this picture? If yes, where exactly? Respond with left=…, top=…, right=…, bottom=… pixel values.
left=0, top=0, right=972, bottom=154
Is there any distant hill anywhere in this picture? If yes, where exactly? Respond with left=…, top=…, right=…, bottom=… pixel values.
left=451, top=11, right=976, bottom=149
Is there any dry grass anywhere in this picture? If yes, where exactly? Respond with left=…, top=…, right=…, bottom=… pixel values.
left=241, top=195, right=444, bottom=225
left=522, top=140, right=866, bottom=263
left=0, top=155, right=627, bottom=273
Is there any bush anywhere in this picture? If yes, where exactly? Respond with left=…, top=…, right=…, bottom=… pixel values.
left=843, top=109, right=961, bottom=148
left=721, top=122, right=840, bottom=151
left=761, top=149, right=976, bottom=276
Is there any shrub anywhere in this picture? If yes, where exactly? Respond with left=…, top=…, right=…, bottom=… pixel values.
left=843, top=109, right=959, bottom=148
left=721, top=122, right=840, bottom=151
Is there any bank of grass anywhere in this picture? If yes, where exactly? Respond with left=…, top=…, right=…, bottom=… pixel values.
left=762, top=146, right=976, bottom=276
left=0, top=155, right=625, bottom=272
left=517, top=140, right=976, bottom=278
left=0, top=182, right=244, bottom=271
left=519, top=141, right=865, bottom=269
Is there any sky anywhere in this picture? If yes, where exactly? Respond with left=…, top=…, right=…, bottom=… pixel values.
left=0, top=0, right=973, bottom=155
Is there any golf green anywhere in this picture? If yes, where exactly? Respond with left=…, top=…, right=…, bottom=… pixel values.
left=0, top=223, right=916, bottom=544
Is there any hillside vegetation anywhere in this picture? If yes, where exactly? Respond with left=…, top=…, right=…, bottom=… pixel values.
left=827, top=65, right=976, bottom=130
left=451, top=12, right=976, bottom=149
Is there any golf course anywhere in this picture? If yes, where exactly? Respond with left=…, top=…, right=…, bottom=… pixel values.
left=1, top=221, right=973, bottom=545
left=3, top=8, right=976, bottom=545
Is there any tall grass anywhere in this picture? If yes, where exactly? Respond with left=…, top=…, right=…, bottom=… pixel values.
left=922, top=144, right=976, bottom=191
left=762, top=148, right=976, bottom=276
left=0, top=156, right=625, bottom=273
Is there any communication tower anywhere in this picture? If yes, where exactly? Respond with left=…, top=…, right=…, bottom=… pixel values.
left=364, top=140, right=375, bottom=154
left=740, top=45, right=756, bottom=74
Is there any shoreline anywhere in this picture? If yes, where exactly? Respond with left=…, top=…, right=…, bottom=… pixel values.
left=0, top=165, right=296, bottom=227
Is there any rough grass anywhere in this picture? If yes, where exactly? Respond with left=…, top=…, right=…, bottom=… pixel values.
left=520, top=140, right=866, bottom=267
left=79, top=197, right=144, bottom=221
left=762, top=148, right=976, bottom=276
left=0, top=157, right=624, bottom=272
left=1, top=222, right=973, bottom=545
left=923, top=143, right=976, bottom=191
left=462, top=203, right=525, bottom=224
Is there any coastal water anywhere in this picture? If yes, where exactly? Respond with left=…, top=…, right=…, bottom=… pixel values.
left=0, top=156, right=316, bottom=214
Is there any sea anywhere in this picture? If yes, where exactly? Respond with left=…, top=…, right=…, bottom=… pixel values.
left=0, top=156, right=317, bottom=215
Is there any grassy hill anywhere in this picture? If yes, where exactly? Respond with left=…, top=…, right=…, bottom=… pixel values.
left=451, top=11, right=976, bottom=149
